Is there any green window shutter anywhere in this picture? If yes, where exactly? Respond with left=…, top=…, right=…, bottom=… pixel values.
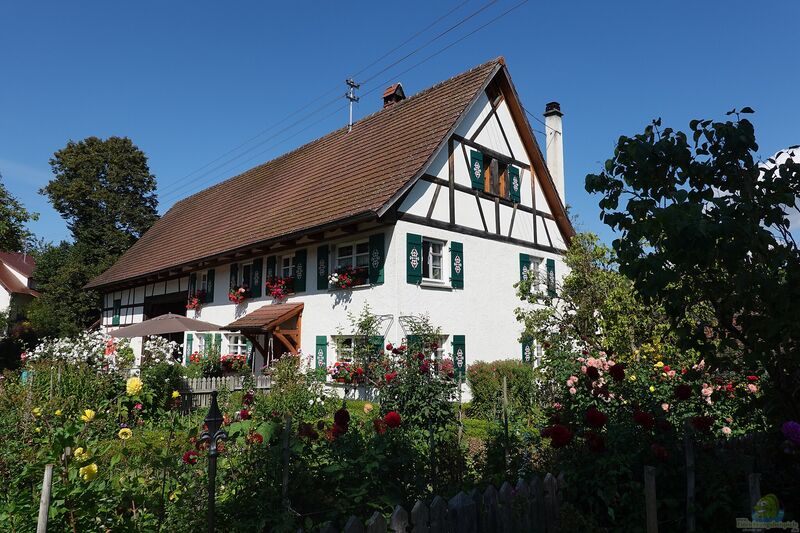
left=251, top=258, right=263, bottom=297
left=229, top=263, right=239, bottom=289
left=368, top=233, right=385, bottom=284
left=205, top=269, right=215, bottom=303
left=522, top=340, right=533, bottom=363
left=293, top=249, right=307, bottom=292
left=316, top=245, right=329, bottom=290
left=469, top=150, right=484, bottom=190
left=315, top=335, right=327, bottom=370
left=204, top=333, right=213, bottom=354
left=185, top=333, right=193, bottom=364
left=519, top=253, right=532, bottom=282
left=509, top=165, right=521, bottom=203
left=188, top=273, right=197, bottom=297
left=214, top=333, right=222, bottom=354
left=546, top=258, right=556, bottom=296
left=112, top=299, right=121, bottom=326
left=452, top=335, right=466, bottom=379
left=406, top=335, right=421, bottom=354
left=406, top=233, right=423, bottom=284
left=450, top=241, right=464, bottom=289
left=266, top=256, right=276, bottom=279
left=368, top=335, right=384, bottom=361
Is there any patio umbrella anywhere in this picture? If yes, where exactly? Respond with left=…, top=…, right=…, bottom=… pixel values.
left=110, top=313, right=221, bottom=338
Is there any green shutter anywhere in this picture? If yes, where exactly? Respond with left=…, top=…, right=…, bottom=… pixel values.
left=406, top=335, right=422, bottom=354
left=214, top=333, right=222, bottom=353
left=188, top=273, right=197, bottom=297
left=406, top=233, right=423, bottom=284
left=509, top=165, right=521, bottom=203
left=293, top=249, right=307, bottom=292
left=185, top=333, right=193, bottom=364
left=368, top=233, right=385, bottom=284
left=204, top=333, right=213, bottom=355
left=230, top=263, right=239, bottom=289
left=315, top=336, right=327, bottom=370
left=519, top=253, right=532, bottom=282
left=251, top=258, right=263, bottom=297
left=452, top=335, right=466, bottom=379
left=205, top=269, right=215, bottom=302
left=112, top=299, right=121, bottom=326
left=522, top=340, right=533, bottom=363
left=546, top=258, right=556, bottom=296
left=368, top=335, right=384, bottom=361
left=469, top=150, right=484, bottom=189
left=450, top=241, right=464, bottom=289
left=316, top=245, right=329, bottom=290
left=266, top=256, right=276, bottom=279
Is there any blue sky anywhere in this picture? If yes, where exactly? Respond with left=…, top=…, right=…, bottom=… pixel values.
left=1, top=0, right=798, bottom=246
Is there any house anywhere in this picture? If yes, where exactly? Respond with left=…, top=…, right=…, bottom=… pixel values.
left=0, top=252, right=38, bottom=332
left=86, top=57, right=575, bottom=375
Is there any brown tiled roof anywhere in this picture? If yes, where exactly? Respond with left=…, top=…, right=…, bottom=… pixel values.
left=87, top=59, right=503, bottom=289
left=225, top=302, right=304, bottom=332
left=0, top=251, right=35, bottom=277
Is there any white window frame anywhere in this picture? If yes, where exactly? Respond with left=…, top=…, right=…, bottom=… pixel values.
left=226, top=334, right=248, bottom=356
left=335, top=240, right=370, bottom=270
left=197, top=335, right=206, bottom=353
left=333, top=335, right=356, bottom=362
left=525, top=257, right=543, bottom=291
left=280, top=255, right=295, bottom=278
left=422, top=238, right=446, bottom=283
left=238, top=261, right=253, bottom=289
left=200, top=272, right=208, bottom=293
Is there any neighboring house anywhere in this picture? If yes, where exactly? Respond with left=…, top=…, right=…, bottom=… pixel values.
left=0, top=252, right=38, bottom=331
left=87, top=57, right=575, bottom=375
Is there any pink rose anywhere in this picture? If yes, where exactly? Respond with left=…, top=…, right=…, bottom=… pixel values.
left=661, top=403, right=670, bottom=412
left=721, top=426, right=732, bottom=436
left=747, top=384, right=758, bottom=393
left=134, top=403, right=143, bottom=410
left=667, top=370, right=676, bottom=378
left=569, top=387, right=577, bottom=395
left=581, top=366, right=587, bottom=374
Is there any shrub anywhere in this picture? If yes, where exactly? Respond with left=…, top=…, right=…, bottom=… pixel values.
left=140, top=361, right=184, bottom=410
left=466, top=360, right=537, bottom=420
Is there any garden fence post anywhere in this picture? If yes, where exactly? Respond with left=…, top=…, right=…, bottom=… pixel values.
left=515, top=479, right=532, bottom=531
left=389, top=504, right=409, bottom=532
left=344, top=515, right=365, bottom=533
left=428, top=495, right=448, bottom=533
left=411, top=500, right=429, bottom=533
left=199, top=391, right=227, bottom=533
left=282, top=415, right=292, bottom=507
left=644, top=465, right=658, bottom=533
left=36, top=464, right=53, bottom=533
left=685, top=429, right=695, bottom=533
left=366, top=510, right=388, bottom=533
left=502, top=377, right=509, bottom=473
left=449, top=492, right=477, bottom=533
left=531, top=476, right=544, bottom=533
left=482, top=484, right=498, bottom=532
left=543, top=473, right=559, bottom=533
left=497, top=482, right=513, bottom=533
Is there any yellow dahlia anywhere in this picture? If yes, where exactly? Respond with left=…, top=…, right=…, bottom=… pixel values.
left=74, top=447, right=90, bottom=461
left=171, top=390, right=180, bottom=399
left=126, top=377, right=143, bottom=396
left=79, top=463, right=98, bottom=482
left=118, top=428, right=133, bottom=440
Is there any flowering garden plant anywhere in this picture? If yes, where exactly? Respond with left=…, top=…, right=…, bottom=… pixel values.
left=228, top=285, right=250, bottom=304
left=186, top=290, right=205, bottom=311
left=265, top=276, right=293, bottom=300
left=328, top=361, right=364, bottom=384
left=328, top=266, right=368, bottom=290
left=220, top=353, right=248, bottom=374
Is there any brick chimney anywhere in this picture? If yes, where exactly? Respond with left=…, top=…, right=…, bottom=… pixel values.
left=543, top=101, right=565, bottom=204
left=382, top=83, right=406, bottom=107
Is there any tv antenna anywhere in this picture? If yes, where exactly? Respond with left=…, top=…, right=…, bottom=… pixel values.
left=345, top=78, right=360, bottom=132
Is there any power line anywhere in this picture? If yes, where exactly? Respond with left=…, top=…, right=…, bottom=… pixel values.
left=523, top=105, right=559, bottom=133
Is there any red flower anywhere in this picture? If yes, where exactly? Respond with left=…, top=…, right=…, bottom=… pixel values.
left=746, top=375, right=759, bottom=382
left=248, top=432, right=264, bottom=445
left=542, top=424, right=573, bottom=448
left=724, top=383, right=734, bottom=393
left=385, top=343, right=393, bottom=351
left=243, top=391, right=254, bottom=406
left=334, top=408, right=350, bottom=429
left=674, top=384, right=692, bottom=401
left=420, top=361, right=430, bottom=374
left=690, top=416, right=714, bottom=432
left=651, top=443, right=669, bottom=461
left=384, top=371, right=397, bottom=383
left=356, top=367, right=364, bottom=375
left=239, top=409, right=251, bottom=421
left=298, top=422, right=318, bottom=440
left=585, top=431, right=605, bottom=453
left=681, top=368, right=688, bottom=375
left=633, top=410, right=655, bottom=429
left=585, top=406, right=608, bottom=428
left=373, top=418, right=387, bottom=435
left=662, top=365, right=671, bottom=373
left=608, top=363, right=625, bottom=382
left=586, top=366, right=600, bottom=381
left=182, top=450, right=199, bottom=465
left=384, top=411, right=402, bottom=428
left=416, top=352, right=425, bottom=361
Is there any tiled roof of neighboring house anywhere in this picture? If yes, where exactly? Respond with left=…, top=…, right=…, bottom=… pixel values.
left=0, top=251, right=36, bottom=278
left=225, top=302, right=304, bottom=332
left=0, top=263, right=38, bottom=297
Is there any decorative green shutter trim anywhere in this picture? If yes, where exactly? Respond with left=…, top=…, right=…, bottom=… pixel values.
left=185, top=333, right=193, bottom=364
left=368, top=233, right=385, bottom=284
left=293, top=249, right=307, bottom=292
left=450, top=241, right=464, bottom=289
left=316, top=245, right=329, bottom=290
left=251, top=258, right=263, bottom=297
left=452, top=335, right=466, bottom=379
left=112, top=299, right=121, bottom=326
left=315, top=335, right=327, bottom=370
left=406, top=233, right=423, bottom=284
left=546, top=258, right=556, bottom=296
left=204, top=333, right=213, bottom=355
left=205, top=269, right=215, bottom=302
left=266, top=256, right=276, bottom=278
left=509, top=165, right=521, bottom=203
left=229, top=263, right=239, bottom=289
left=469, top=150, right=484, bottom=189
left=519, top=253, right=532, bottom=282
left=188, top=273, right=197, bottom=297
left=522, top=340, right=533, bottom=363
left=214, top=333, right=222, bottom=354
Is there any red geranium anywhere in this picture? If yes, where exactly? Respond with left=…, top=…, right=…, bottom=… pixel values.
left=608, top=363, right=625, bottom=382
left=384, top=411, right=402, bottom=428
left=585, top=406, right=608, bottom=428
left=182, top=450, right=199, bottom=465
left=585, top=431, right=605, bottom=453
left=633, top=410, right=655, bottom=429
left=542, top=424, right=573, bottom=448
left=385, top=343, right=393, bottom=351
left=420, top=361, right=430, bottom=374
left=651, top=443, right=669, bottom=461
left=662, top=365, right=671, bottom=373
left=674, top=384, right=692, bottom=401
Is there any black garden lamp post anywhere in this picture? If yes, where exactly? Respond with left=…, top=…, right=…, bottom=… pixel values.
left=199, top=391, right=227, bottom=533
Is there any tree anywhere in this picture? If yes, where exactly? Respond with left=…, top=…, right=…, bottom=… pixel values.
left=0, top=172, right=37, bottom=252
left=585, top=110, right=800, bottom=418
left=28, top=137, right=158, bottom=336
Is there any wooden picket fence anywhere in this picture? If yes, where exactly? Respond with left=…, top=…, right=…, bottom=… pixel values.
left=316, top=473, right=563, bottom=533
left=179, top=375, right=271, bottom=410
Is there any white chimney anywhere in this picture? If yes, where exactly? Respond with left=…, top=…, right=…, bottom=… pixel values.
left=543, top=101, right=565, bottom=204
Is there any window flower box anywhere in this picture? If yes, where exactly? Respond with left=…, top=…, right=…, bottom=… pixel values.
left=265, top=276, right=294, bottom=301
left=186, top=290, right=206, bottom=311
left=329, top=266, right=368, bottom=290
left=228, top=285, right=251, bottom=304
left=329, top=360, right=365, bottom=384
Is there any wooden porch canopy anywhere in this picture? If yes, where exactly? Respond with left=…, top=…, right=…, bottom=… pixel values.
left=224, top=302, right=304, bottom=355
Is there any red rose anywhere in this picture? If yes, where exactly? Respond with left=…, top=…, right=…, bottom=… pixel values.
left=651, top=443, right=669, bottom=461
left=384, top=371, right=397, bottom=383
left=543, top=424, right=573, bottom=448
left=239, top=409, right=251, bottom=420
left=182, top=450, right=199, bottom=465
left=373, top=418, right=387, bottom=434
left=420, top=361, right=430, bottom=374
left=248, top=432, right=264, bottom=444
left=609, top=363, right=625, bottom=382
left=633, top=410, right=655, bottom=429
left=746, top=375, right=759, bottom=382
left=674, top=384, right=692, bottom=401
left=681, top=368, right=688, bottom=375
left=724, top=383, right=734, bottom=393
left=385, top=343, right=393, bottom=351
left=356, top=367, right=364, bottom=375
left=585, top=431, right=605, bottom=453
left=416, top=352, right=425, bottom=361
left=662, top=365, right=671, bottom=373
left=384, top=411, right=402, bottom=428
left=334, top=408, right=350, bottom=429
left=690, top=415, right=714, bottom=432
left=586, top=366, right=600, bottom=380
left=585, top=406, right=608, bottom=428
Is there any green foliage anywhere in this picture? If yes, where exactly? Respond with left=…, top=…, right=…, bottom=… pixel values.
left=0, top=172, right=37, bottom=252
left=140, top=362, right=184, bottom=410
left=260, top=354, right=332, bottom=420
left=337, top=304, right=385, bottom=382
left=466, top=360, right=538, bottom=421
left=586, top=112, right=800, bottom=417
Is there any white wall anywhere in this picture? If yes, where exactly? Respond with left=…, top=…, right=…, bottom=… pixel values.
left=0, top=286, right=10, bottom=313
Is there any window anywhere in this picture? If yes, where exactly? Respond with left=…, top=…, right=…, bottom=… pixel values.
left=227, top=334, right=249, bottom=355
left=527, top=258, right=542, bottom=289
left=240, top=263, right=252, bottom=288
left=334, top=336, right=354, bottom=361
left=200, top=272, right=208, bottom=293
left=336, top=241, right=369, bottom=269
left=281, top=255, right=294, bottom=278
left=422, top=238, right=444, bottom=281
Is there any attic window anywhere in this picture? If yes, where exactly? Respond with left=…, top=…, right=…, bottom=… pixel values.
left=481, top=154, right=509, bottom=199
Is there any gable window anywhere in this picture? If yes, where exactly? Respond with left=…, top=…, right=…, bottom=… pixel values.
left=336, top=241, right=370, bottom=269
left=482, top=154, right=509, bottom=199
left=281, top=255, right=294, bottom=278
left=422, top=238, right=444, bottom=282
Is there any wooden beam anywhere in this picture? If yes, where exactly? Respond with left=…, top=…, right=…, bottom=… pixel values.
left=448, top=138, right=455, bottom=225
left=273, top=331, right=298, bottom=355
left=452, top=133, right=529, bottom=170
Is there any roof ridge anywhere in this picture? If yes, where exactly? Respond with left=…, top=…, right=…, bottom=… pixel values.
left=168, top=57, right=503, bottom=210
